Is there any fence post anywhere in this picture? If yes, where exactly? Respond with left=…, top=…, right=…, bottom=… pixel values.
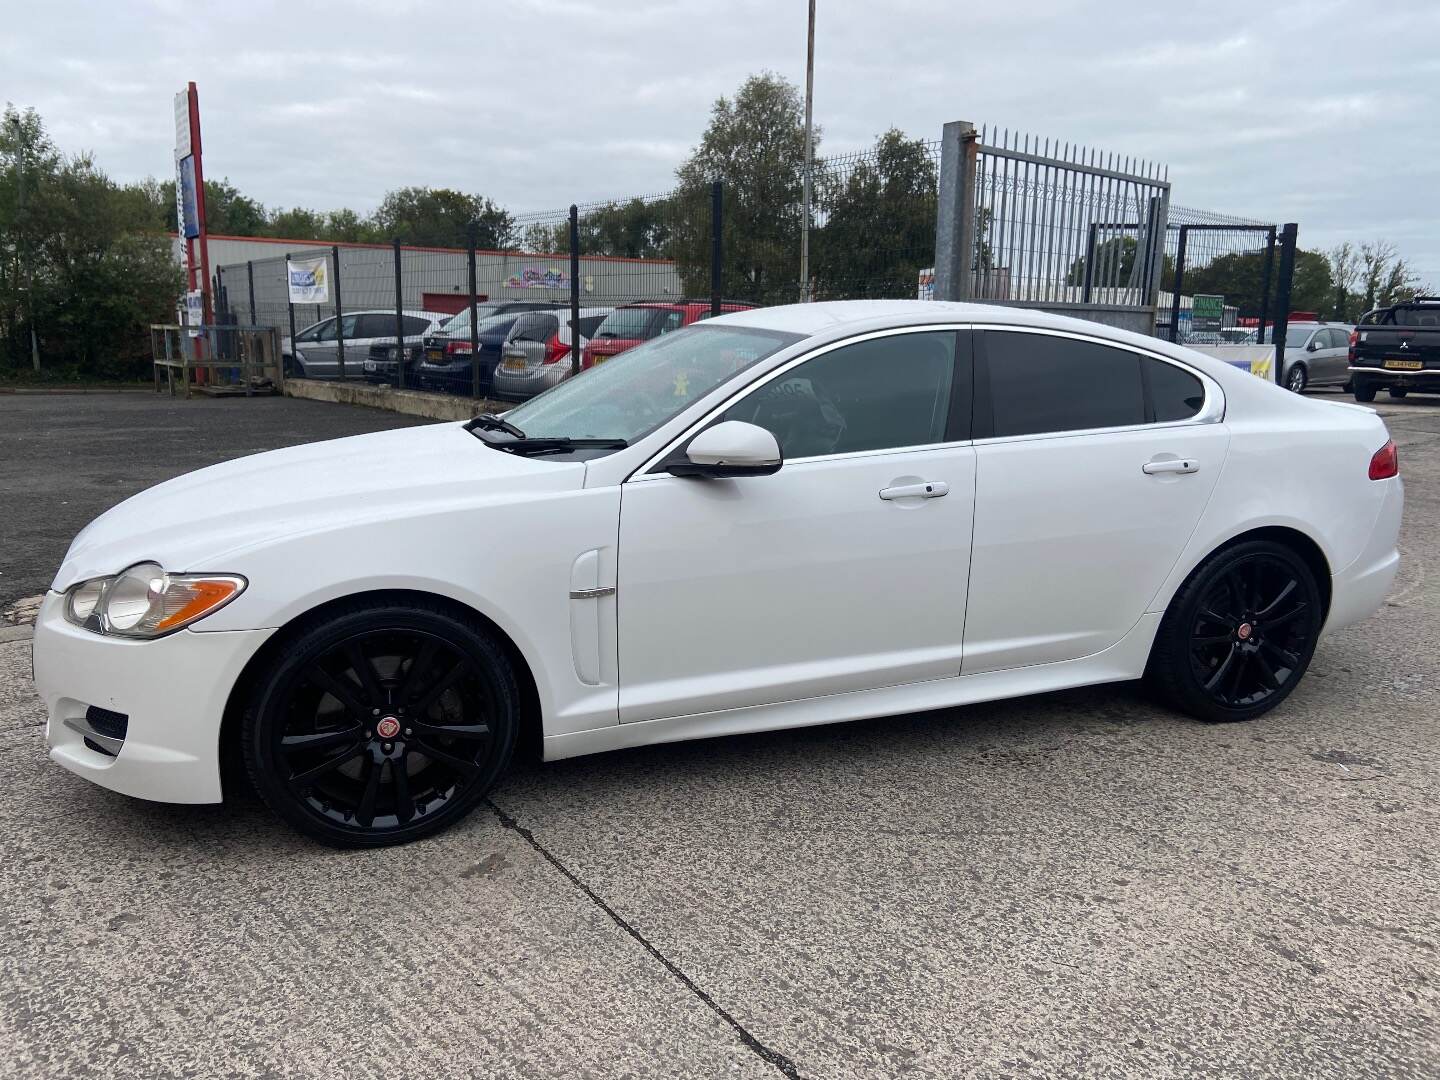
left=467, top=224, right=480, bottom=399
left=1271, top=223, right=1299, bottom=385
left=1081, top=223, right=1098, bottom=305
left=933, top=120, right=978, bottom=302
left=1168, top=225, right=1189, bottom=343
left=710, top=181, right=723, bottom=317
left=1142, top=191, right=1170, bottom=333
left=332, top=244, right=345, bottom=380
left=569, top=205, right=581, bottom=375
left=393, top=239, right=405, bottom=390
left=1257, top=228, right=1277, bottom=344
left=285, top=271, right=297, bottom=387
left=246, top=260, right=257, bottom=328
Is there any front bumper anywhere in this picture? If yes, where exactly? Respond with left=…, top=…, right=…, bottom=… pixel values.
left=32, top=592, right=274, bottom=804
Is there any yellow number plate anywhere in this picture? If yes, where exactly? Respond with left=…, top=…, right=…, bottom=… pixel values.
left=1385, top=359, right=1423, bottom=370
left=501, top=358, right=526, bottom=372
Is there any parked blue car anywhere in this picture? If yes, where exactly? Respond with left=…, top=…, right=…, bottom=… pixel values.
left=415, top=313, right=524, bottom=396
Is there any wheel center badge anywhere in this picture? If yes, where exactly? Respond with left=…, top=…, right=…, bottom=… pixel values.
left=376, top=717, right=401, bottom=740
left=1236, top=622, right=1254, bottom=641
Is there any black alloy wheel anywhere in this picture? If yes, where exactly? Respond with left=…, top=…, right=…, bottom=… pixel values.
left=1148, top=541, right=1322, bottom=723
left=243, top=600, right=518, bottom=847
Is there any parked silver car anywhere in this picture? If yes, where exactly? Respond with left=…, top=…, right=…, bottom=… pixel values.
left=282, top=310, right=450, bottom=380
left=1281, top=322, right=1353, bottom=393
left=491, top=306, right=615, bottom=401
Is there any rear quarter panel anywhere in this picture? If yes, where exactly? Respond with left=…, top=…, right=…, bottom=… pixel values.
left=1149, top=394, right=1392, bottom=617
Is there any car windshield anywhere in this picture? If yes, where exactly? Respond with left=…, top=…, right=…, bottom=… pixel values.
left=440, top=305, right=508, bottom=334
left=593, top=306, right=662, bottom=339
left=501, top=324, right=800, bottom=443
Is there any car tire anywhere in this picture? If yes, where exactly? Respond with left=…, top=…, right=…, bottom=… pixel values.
left=1146, top=540, right=1323, bottom=724
left=1353, top=381, right=1377, bottom=403
left=1389, top=388, right=1409, bottom=400
left=1285, top=364, right=1307, bottom=393
left=283, top=354, right=304, bottom=380
left=241, top=597, right=519, bottom=848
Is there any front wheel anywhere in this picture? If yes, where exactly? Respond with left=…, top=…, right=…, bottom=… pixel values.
left=1146, top=541, right=1323, bottom=723
left=1285, top=364, right=1308, bottom=394
left=242, top=599, right=519, bottom=847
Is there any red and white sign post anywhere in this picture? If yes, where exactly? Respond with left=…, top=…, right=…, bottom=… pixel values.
left=173, top=82, right=212, bottom=362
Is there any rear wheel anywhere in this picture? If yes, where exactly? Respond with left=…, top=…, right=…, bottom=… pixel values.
left=1353, top=381, right=1377, bottom=403
left=1389, top=387, right=1409, bottom=400
left=242, top=599, right=518, bottom=847
left=1285, top=364, right=1308, bottom=393
left=1147, top=541, right=1323, bottom=723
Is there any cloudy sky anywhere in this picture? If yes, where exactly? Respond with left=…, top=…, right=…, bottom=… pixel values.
left=5, top=0, right=1438, bottom=282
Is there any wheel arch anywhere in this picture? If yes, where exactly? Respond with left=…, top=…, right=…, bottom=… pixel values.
left=217, top=588, right=543, bottom=799
left=1160, top=524, right=1333, bottom=623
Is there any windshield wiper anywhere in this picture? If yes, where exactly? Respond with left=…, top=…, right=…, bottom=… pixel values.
left=465, top=413, right=526, bottom=439
left=498, top=437, right=629, bottom=457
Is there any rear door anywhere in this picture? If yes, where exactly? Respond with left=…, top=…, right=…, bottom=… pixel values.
left=962, top=328, right=1229, bottom=674
left=1314, top=328, right=1348, bottom=385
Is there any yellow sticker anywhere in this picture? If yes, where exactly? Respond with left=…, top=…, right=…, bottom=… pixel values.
left=674, top=372, right=690, bottom=397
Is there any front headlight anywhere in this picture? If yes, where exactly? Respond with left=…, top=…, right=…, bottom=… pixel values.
left=63, top=562, right=246, bottom=638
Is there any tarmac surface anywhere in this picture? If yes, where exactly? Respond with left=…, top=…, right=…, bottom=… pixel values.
left=1, top=391, right=1437, bottom=1078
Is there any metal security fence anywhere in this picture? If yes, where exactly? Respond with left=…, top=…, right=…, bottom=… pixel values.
left=1160, top=207, right=1283, bottom=344
left=932, top=122, right=1172, bottom=333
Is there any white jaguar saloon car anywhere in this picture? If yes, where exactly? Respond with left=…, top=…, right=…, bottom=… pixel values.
left=33, top=301, right=1402, bottom=846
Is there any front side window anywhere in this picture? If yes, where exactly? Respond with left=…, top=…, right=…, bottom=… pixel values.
left=308, top=319, right=336, bottom=343
left=723, top=332, right=960, bottom=459
left=984, top=332, right=1145, bottom=437
left=503, top=325, right=799, bottom=443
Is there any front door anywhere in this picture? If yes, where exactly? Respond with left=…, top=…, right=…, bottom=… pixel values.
left=616, top=328, right=976, bottom=724
left=962, top=328, right=1229, bottom=673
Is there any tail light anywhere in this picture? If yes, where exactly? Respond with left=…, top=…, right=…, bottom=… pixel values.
left=542, top=333, right=570, bottom=365
left=1369, top=439, right=1399, bottom=480
left=445, top=340, right=473, bottom=357
left=1348, top=328, right=1359, bottom=364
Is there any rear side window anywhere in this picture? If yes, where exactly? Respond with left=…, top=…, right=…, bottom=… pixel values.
left=983, top=332, right=1145, bottom=437
left=354, top=314, right=395, bottom=339
left=402, top=315, right=432, bottom=335
left=1147, top=358, right=1205, bottom=421
left=576, top=315, right=607, bottom=338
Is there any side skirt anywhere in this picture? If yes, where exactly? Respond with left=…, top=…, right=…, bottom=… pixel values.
left=542, top=613, right=1162, bottom=762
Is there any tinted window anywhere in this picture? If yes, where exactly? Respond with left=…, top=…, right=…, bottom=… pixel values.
left=1147, top=358, right=1205, bottom=421
left=576, top=314, right=607, bottom=338
left=985, top=332, right=1144, bottom=437
left=724, top=332, right=958, bottom=459
left=402, top=316, right=432, bottom=335
left=594, top=307, right=659, bottom=339
left=355, top=314, right=397, bottom=339
left=510, top=313, right=559, bottom=342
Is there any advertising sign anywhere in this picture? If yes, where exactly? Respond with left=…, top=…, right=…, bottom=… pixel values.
left=177, top=155, right=200, bottom=239
left=184, top=290, right=204, bottom=337
left=287, top=255, right=330, bottom=304
left=505, top=266, right=568, bottom=289
left=174, top=90, right=191, bottom=161
left=1192, top=294, right=1224, bottom=333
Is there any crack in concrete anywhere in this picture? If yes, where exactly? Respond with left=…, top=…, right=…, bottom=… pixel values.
left=486, top=798, right=804, bottom=1080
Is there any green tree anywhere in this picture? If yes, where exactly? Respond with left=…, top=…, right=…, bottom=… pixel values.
left=370, top=186, right=513, bottom=249
left=811, top=129, right=935, bottom=299
left=1, top=104, right=181, bottom=378
left=672, top=73, right=816, bottom=303
left=521, top=197, right=675, bottom=259
left=1179, top=247, right=1333, bottom=319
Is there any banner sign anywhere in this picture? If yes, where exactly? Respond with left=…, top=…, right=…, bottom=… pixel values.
left=174, top=90, right=192, bottom=161
left=178, top=156, right=200, bottom=239
left=184, top=290, right=204, bottom=337
left=1187, top=343, right=1273, bottom=382
left=287, top=256, right=330, bottom=303
left=506, top=266, right=567, bottom=289
left=1192, top=294, right=1224, bottom=333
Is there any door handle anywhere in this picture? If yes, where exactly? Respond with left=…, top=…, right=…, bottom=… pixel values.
left=879, top=481, right=949, bottom=500
left=1142, top=458, right=1200, bottom=475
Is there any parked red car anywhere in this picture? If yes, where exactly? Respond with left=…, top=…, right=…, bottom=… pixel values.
left=581, top=300, right=756, bottom=369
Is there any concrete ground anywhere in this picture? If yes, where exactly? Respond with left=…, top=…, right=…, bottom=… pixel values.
left=0, top=392, right=1437, bottom=1079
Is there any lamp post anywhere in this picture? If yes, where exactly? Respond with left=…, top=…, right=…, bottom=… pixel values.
left=799, top=0, right=816, bottom=302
